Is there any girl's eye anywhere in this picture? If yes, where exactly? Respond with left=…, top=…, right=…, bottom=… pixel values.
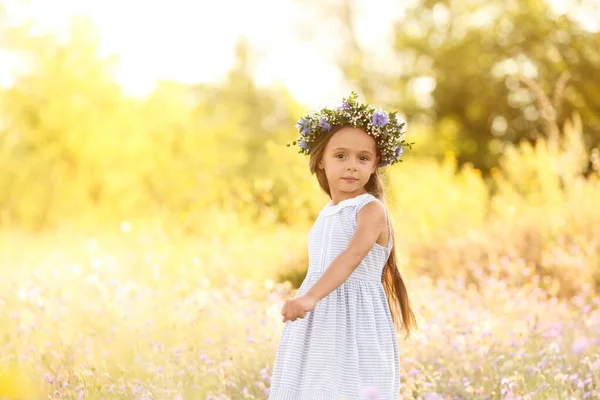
left=360, top=157, right=370, bottom=161
left=335, top=154, right=345, bottom=159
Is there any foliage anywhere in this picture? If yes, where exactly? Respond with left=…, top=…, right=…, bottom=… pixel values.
left=399, top=112, right=600, bottom=296
left=300, top=0, right=600, bottom=171
left=0, top=19, right=312, bottom=232
left=291, top=91, right=409, bottom=167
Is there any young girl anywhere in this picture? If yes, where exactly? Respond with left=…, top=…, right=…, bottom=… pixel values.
left=268, top=92, right=417, bottom=400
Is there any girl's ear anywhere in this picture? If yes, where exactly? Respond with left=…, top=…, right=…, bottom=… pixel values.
left=318, top=159, right=324, bottom=169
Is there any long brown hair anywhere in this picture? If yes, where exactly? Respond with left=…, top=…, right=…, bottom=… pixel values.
left=307, top=126, right=418, bottom=339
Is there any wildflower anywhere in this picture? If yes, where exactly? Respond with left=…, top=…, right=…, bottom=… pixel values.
left=571, top=337, right=590, bottom=354
left=298, top=140, right=309, bottom=150
left=371, top=110, right=389, bottom=127
left=319, top=118, right=332, bottom=131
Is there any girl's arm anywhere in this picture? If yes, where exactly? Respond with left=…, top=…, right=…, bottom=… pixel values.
left=304, top=200, right=387, bottom=303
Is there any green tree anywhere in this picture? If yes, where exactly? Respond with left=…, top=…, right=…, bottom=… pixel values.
left=189, top=39, right=318, bottom=225
left=0, top=19, right=314, bottom=231
left=0, top=17, right=139, bottom=229
left=297, top=0, right=600, bottom=171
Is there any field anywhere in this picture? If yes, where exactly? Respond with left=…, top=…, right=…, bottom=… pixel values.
left=1, top=0, right=600, bottom=397
left=2, top=122, right=600, bottom=399
left=0, top=229, right=598, bottom=400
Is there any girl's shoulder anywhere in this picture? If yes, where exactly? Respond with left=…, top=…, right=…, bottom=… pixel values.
left=319, top=193, right=381, bottom=217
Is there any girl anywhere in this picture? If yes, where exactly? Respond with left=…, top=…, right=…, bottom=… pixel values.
left=268, top=92, right=417, bottom=400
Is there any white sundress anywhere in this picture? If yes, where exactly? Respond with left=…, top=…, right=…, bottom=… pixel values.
left=268, top=193, right=400, bottom=400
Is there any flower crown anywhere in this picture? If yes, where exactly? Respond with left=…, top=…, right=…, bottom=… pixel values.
left=288, top=92, right=411, bottom=167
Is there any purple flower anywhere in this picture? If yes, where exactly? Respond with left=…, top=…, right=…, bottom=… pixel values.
left=423, top=393, right=444, bottom=400
left=336, top=100, right=352, bottom=110
left=395, top=146, right=404, bottom=159
left=298, top=140, right=309, bottom=150
left=379, top=160, right=389, bottom=168
left=584, top=377, right=593, bottom=385
left=571, top=337, right=590, bottom=354
left=44, top=372, right=53, bottom=383
left=319, top=117, right=332, bottom=131
left=260, top=367, right=270, bottom=381
left=371, top=110, right=389, bottom=127
left=295, top=118, right=311, bottom=135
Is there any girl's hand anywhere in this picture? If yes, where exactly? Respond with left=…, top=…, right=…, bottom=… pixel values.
left=281, top=295, right=317, bottom=323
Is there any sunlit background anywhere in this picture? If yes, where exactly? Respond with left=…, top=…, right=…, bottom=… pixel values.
left=0, top=0, right=599, bottom=398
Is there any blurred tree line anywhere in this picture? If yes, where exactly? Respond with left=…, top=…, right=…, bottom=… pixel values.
left=304, top=0, right=600, bottom=171
left=0, top=0, right=599, bottom=232
left=0, top=16, right=323, bottom=231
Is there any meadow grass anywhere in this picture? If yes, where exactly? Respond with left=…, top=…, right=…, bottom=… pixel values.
left=0, top=230, right=598, bottom=400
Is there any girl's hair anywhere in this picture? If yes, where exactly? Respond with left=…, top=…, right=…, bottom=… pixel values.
left=308, top=126, right=418, bottom=339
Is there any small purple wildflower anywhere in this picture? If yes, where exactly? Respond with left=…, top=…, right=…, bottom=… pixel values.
left=319, top=117, right=332, bottom=131
left=336, top=100, right=352, bottom=110
left=423, top=393, right=444, bottom=400
left=371, top=110, right=389, bottom=127
left=174, top=395, right=184, bottom=400
left=571, top=337, right=590, bottom=354
left=569, top=373, right=579, bottom=381
left=582, top=305, right=591, bottom=313
left=261, top=367, right=270, bottom=381
left=298, top=140, right=309, bottom=150
left=395, top=146, right=404, bottom=160
left=295, top=118, right=311, bottom=135
left=44, top=373, right=53, bottom=384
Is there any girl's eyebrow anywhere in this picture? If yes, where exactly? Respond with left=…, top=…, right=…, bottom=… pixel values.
left=331, top=147, right=374, bottom=156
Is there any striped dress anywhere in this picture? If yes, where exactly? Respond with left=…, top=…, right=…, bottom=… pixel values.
left=269, top=193, right=400, bottom=400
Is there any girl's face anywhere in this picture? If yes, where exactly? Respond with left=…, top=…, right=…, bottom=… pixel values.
left=318, top=126, right=378, bottom=198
